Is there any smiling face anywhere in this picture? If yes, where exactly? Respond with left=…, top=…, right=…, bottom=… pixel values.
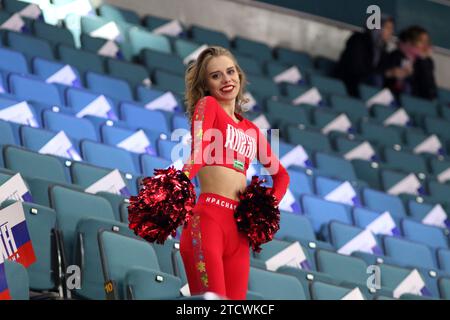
left=205, top=55, right=240, bottom=104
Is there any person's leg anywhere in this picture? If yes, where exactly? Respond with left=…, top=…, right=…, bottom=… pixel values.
left=223, top=225, right=250, bottom=300
left=180, top=205, right=227, bottom=297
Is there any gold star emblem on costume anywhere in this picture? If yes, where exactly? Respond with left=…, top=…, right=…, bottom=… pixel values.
left=201, top=274, right=208, bottom=287
left=196, top=261, right=206, bottom=272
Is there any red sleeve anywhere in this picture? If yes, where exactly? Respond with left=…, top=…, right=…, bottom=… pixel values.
left=182, top=96, right=218, bottom=180
left=254, top=124, right=290, bottom=204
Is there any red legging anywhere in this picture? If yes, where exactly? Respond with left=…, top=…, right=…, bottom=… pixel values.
left=180, top=193, right=250, bottom=300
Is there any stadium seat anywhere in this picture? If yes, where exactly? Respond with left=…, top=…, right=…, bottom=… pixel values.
left=0, top=47, right=29, bottom=74
left=310, top=281, right=364, bottom=300
left=140, top=154, right=171, bottom=177
left=20, top=126, right=78, bottom=154
left=152, top=69, right=185, bottom=95
left=329, top=95, right=369, bottom=123
left=234, top=36, right=272, bottom=62
left=429, top=158, right=450, bottom=180
left=5, top=30, right=54, bottom=61
left=98, top=230, right=182, bottom=300
left=383, top=236, right=437, bottom=270
left=57, top=45, right=106, bottom=75
left=362, top=188, right=407, bottom=222
left=286, top=126, right=332, bottom=153
left=401, top=94, right=439, bottom=119
left=359, top=121, right=403, bottom=148
left=248, top=267, right=307, bottom=300
left=80, top=33, right=126, bottom=60
left=101, top=125, right=159, bottom=152
left=315, top=250, right=368, bottom=288
left=315, top=152, right=358, bottom=182
left=98, top=3, right=141, bottom=25
left=233, top=52, right=264, bottom=76
left=428, top=181, right=450, bottom=205
left=265, top=99, right=311, bottom=128
left=32, top=57, right=82, bottom=87
left=140, top=49, right=186, bottom=76
left=438, top=277, right=450, bottom=299
left=120, top=102, right=171, bottom=135
left=49, top=185, right=133, bottom=299
left=189, top=25, right=230, bottom=48
left=43, top=110, right=98, bottom=142
left=246, top=74, right=280, bottom=99
left=8, top=74, right=62, bottom=106
left=128, top=27, right=171, bottom=56
left=3, top=145, right=68, bottom=183
left=142, top=14, right=175, bottom=31
left=382, top=147, right=429, bottom=176
left=424, top=116, right=450, bottom=142
left=380, top=169, right=424, bottom=196
left=437, top=249, right=450, bottom=274
left=301, top=195, right=353, bottom=234
left=85, top=71, right=133, bottom=102
left=80, top=15, right=129, bottom=41
left=106, top=58, right=150, bottom=89
left=65, top=87, right=118, bottom=119
left=328, top=220, right=382, bottom=253
left=287, top=169, right=313, bottom=196
left=274, top=47, right=313, bottom=69
left=172, top=38, right=201, bottom=59
left=80, top=140, right=139, bottom=175
left=3, top=260, right=29, bottom=300
left=32, top=20, right=75, bottom=48
left=309, top=74, right=347, bottom=96
left=401, top=219, right=449, bottom=250
left=353, top=207, right=400, bottom=235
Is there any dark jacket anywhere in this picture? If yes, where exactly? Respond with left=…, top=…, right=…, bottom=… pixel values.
left=383, top=49, right=437, bottom=101
left=335, top=31, right=388, bottom=97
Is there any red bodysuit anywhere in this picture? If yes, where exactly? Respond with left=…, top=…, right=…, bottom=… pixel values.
left=179, top=95, right=290, bottom=300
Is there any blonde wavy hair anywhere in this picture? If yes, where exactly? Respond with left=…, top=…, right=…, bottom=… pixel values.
left=185, top=46, right=248, bottom=122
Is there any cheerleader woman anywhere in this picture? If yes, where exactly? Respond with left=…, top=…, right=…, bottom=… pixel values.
left=179, top=46, right=290, bottom=300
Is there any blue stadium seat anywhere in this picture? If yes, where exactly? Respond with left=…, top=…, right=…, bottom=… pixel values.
left=315, top=152, right=357, bottom=182
left=57, top=44, right=106, bottom=75
left=8, top=73, right=62, bottom=106
left=3, top=260, right=29, bottom=300
left=437, top=249, right=450, bottom=274
left=32, top=57, right=82, bottom=87
left=80, top=140, right=139, bottom=176
left=85, top=71, right=133, bottom=102
left=65, top=87, right=119, bottom=119
left=383, top=236, right=437, bottom=270
left=120, top=102, right=171, bottom=135
left=287, top=169, right=313, bottom=197
left=6, top=30, right=54, bottom=61
left=140, top=154, right=171, bottom=177
left=98, top=230, right=182, bottom=300
left=301, top=195, right=353, bottom=234
left=362, top=188, right=407, bottom=222
left=49, top=185, right=133, bottom=299
left=401, top=219, right=449, bottom=250
left=0, top=47, right=29, bottom=74
left=43, top=110, right=98, bottom=142
left=20, top=125, right=79, bottom=154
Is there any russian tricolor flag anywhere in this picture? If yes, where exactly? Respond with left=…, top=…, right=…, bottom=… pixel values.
left=0, top=202, right=36, bottom=300
left=0, top=262, right=11, bottom=300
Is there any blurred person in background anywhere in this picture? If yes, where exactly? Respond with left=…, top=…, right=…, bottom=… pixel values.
left=335, top=16, right=395, bottom=97
left=383, top=25, right=437, bottom=101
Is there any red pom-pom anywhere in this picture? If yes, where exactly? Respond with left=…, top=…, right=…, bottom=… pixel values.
left=128, top=167, right=196, bottom=244
left=234, top=176, right=280, bottom=253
